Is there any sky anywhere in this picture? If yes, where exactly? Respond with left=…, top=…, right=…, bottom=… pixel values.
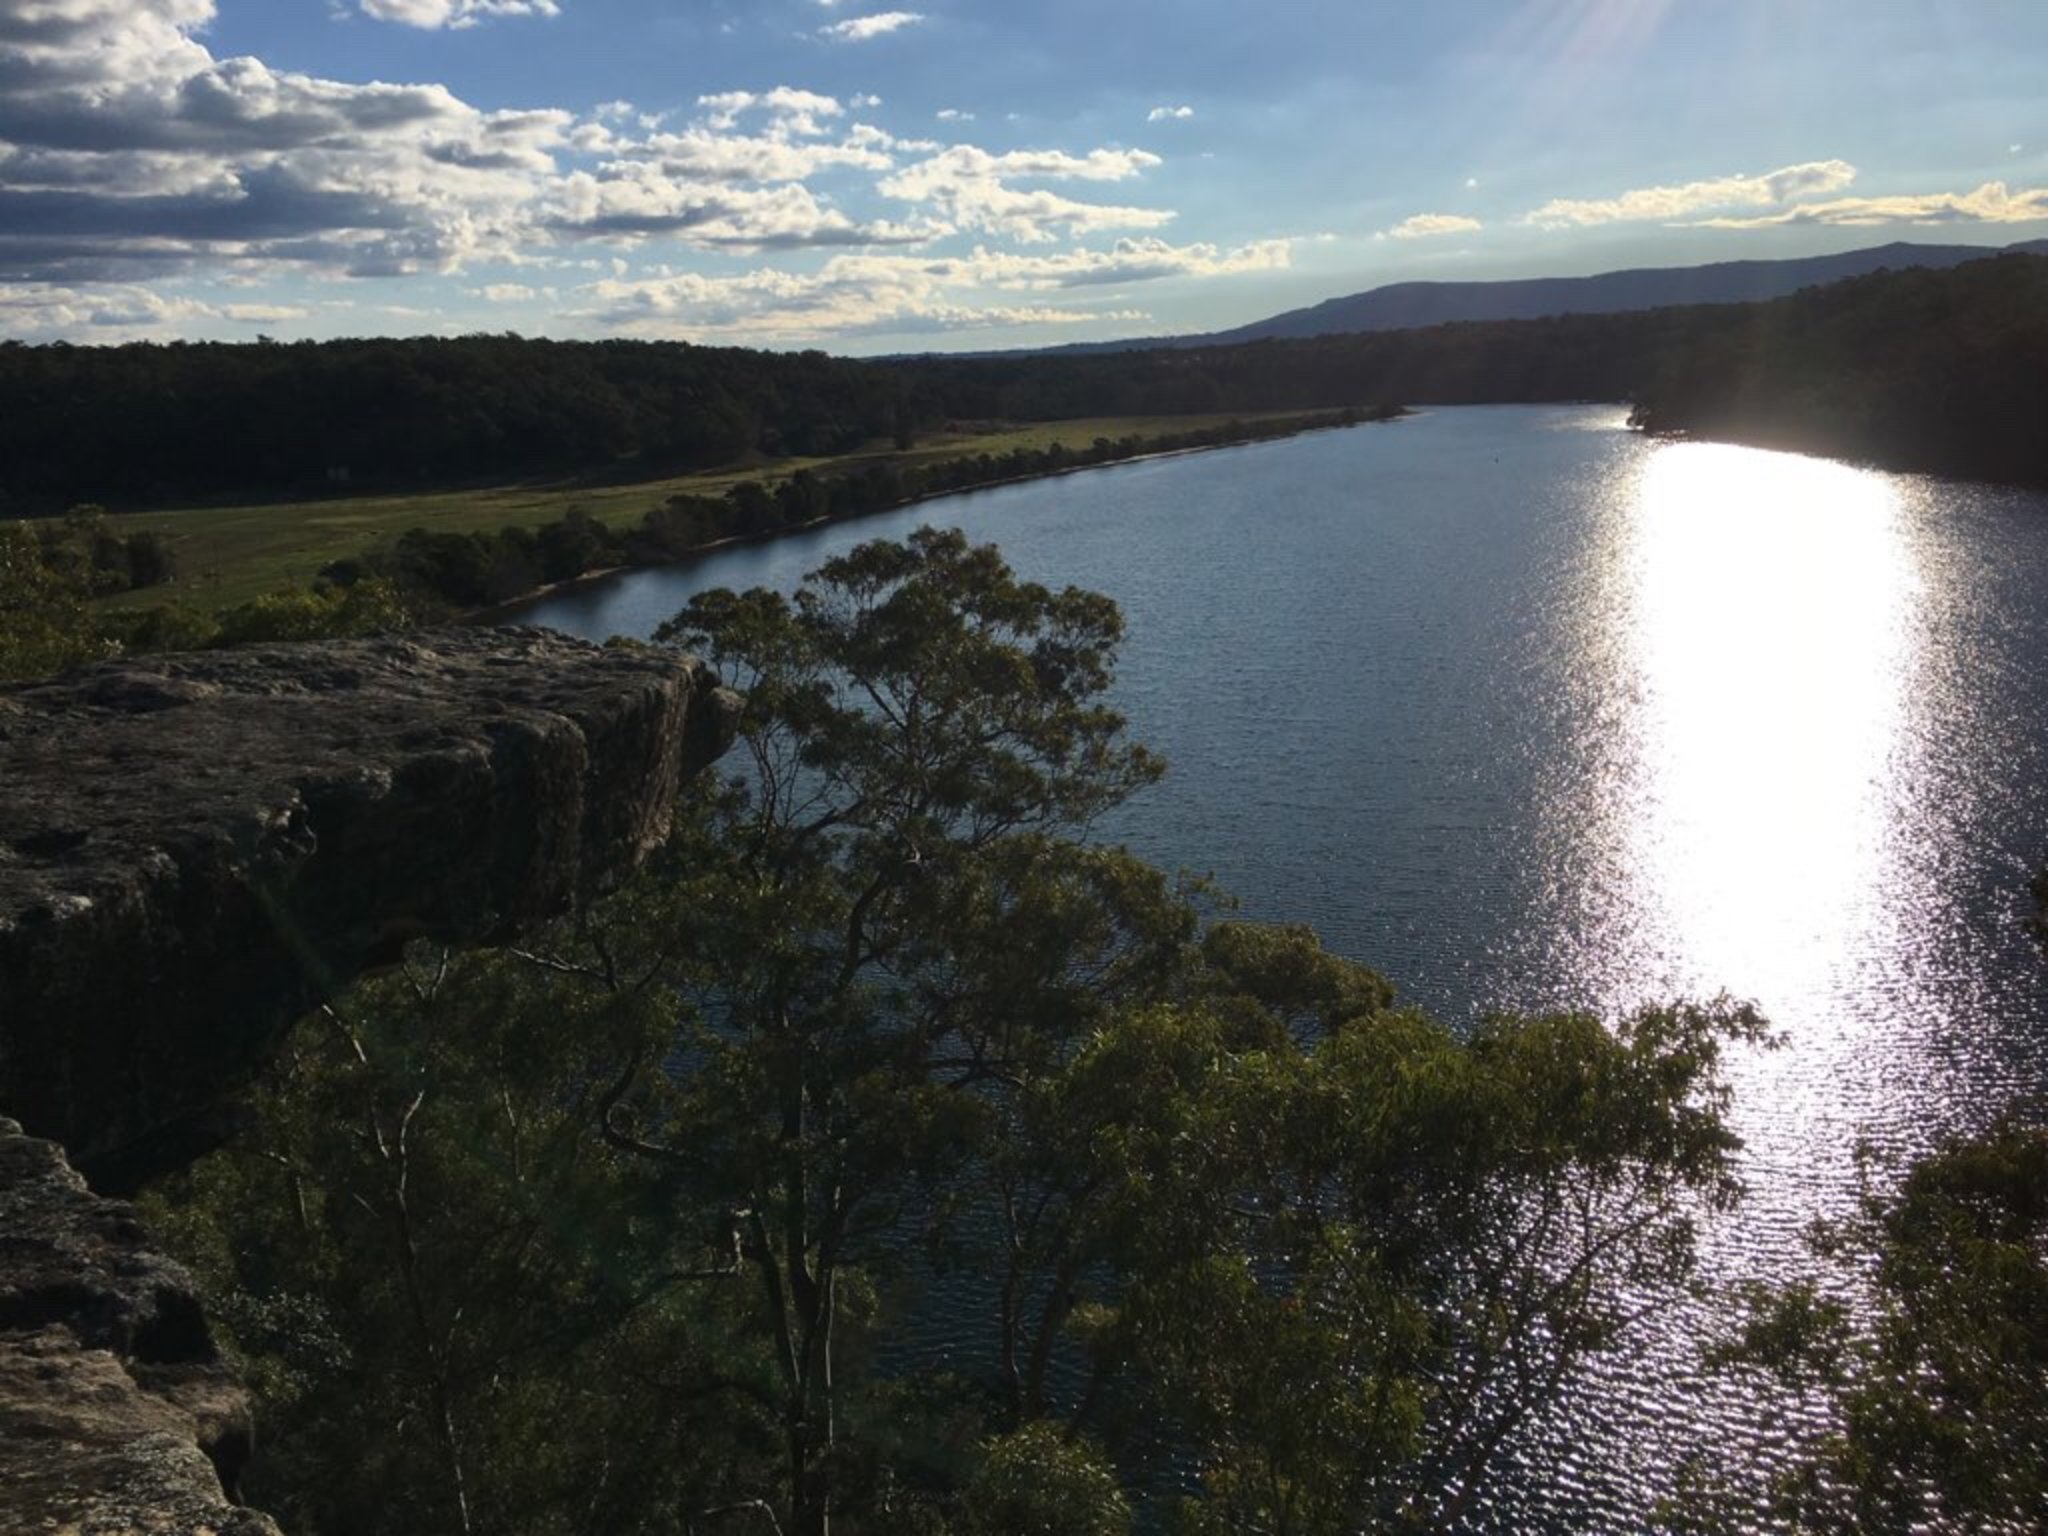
left=2, top=0, right=2044, bottom=352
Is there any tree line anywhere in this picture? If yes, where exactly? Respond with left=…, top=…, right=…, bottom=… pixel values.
left=6, top=250, right=2041, bottom=517
left=0, top=334, right=903, bottom=514
left=1624, top=252, right=2048, bottom=485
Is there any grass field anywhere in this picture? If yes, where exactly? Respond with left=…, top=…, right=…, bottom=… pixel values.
left=98, top=415, right=1279, bottom=612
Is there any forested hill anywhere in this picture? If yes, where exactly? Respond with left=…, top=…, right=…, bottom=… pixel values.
left=1212, top=237, right=2048, bottom=344
left=1623, top=251, right=2048, bottom=485
left=3, top=251, right=2045, bottom=513
left=1046, top=237, right=2048, bottom=351
left=906, top=251, right=2048, bottom=487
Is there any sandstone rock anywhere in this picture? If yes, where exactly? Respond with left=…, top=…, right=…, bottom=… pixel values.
left=0, top=1119, right=279, bottom=1534
left=0, top=628, right=736, bottom=1191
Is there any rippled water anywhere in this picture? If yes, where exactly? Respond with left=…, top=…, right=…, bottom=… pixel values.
left=514, top=405, right=2048, bottom=1528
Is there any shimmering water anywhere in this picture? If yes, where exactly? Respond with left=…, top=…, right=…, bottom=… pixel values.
left=514, top=404, right=2048, bottom=1529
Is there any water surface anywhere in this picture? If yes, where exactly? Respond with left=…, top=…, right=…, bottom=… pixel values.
left=516, top=405, right=2048, bottom=1528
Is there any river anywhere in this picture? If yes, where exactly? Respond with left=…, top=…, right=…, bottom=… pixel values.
left=512, top=404, right=2048, bottom=1529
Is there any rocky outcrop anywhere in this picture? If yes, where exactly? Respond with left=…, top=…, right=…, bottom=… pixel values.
left=0, top=1116, right=281, bottom=1533
left=0, top=627, right=737, bottom=1193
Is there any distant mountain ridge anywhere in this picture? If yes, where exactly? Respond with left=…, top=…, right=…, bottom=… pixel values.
left=1044, top=239, right=2048, bottom=354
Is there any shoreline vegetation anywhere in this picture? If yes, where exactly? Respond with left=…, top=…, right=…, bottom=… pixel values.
left=470, top=405, right=1405, bottom=623
left=1620, top=254, right=2048, bottom=487
left=87, top=411, right=1376, bottom=612
left=34, top=406, right=1394, bottom=660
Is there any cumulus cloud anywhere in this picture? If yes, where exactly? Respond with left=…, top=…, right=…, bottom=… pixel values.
left=574, top=235, right=1284, bottom=342
left=218, top=301, right=310, bottom=322
left=1525, top=159, right=1858, bottom=227
left=1147, top=106, right=1194, bottom=122
left=956, top=236, right=1292, bottom=288
left=1690, top=179, right=2048, bottom=230
left=546, top=97, right=944, bottom=251
left=579, top=257, right=1134, bottom=342
left=879, top=145, right=1171, bottom=242
left=0, top=0, right=575, bottom=280
left=546, top=170, right=936, bottom=251
left=696, top=88, right=843, bottom=137
left=0, top=0, right=1299, bottom=341
left=356, top=0, right=560, bottom=28
left=1384, top=212, right=1482, bottom=239
left=818, top=11, right=923, bottom=42
left=0, top=279, right=306, bottom=338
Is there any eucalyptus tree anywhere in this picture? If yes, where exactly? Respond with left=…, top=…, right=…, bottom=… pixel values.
left=987, top=925, right=1769, bottom=1536
left=596, top=527, right=1172, bottom=1536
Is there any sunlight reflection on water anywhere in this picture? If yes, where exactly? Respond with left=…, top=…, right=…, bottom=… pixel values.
left=1625, top=444, right=1916, bottom=1008
left=1502, top=437, right=2047, bottom=1526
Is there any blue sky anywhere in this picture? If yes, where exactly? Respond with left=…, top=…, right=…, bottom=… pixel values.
left=2, top=0, right=2043, bottom=351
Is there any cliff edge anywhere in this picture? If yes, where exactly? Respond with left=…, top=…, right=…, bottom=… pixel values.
left=0, top=626, right=735, bottom=1530
left=0, top=626, right=735, bottom=1189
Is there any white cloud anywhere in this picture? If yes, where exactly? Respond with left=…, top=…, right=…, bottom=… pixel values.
left=357, top=0, right=560, bottom=28
left=0, top=1, right=1299, bottom=341
left=579, top=256, right=1144, bottom=342
left=0, top=0, right=577, bottom=280
left=1525, top=159, right=1858, bottom=228
left=936, top=108, right=974, bottom=123
left=1384, top=212, right=1483, bottom=240
left=574, top=234, right=1288, bottom=342
left=547, top=168, right=938, bottom=251
left=696, top=88, right=843, bottom=137
left=219, top=301, right=311, bottom=322
left=0, top=280, right=310, bottom=339
left=879, top=145, right=1170, bottom=242
left=1691, top=180, right=2048, bottom=230
left=818, top=11, right=923, bottom=42
left=1147, top=105, right=1194, bottom=123
left=955, top=236, right=1293, bottom=288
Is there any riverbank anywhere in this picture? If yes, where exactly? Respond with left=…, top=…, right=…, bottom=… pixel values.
left=94, top=411, right=1384, bottom=615
left=355, top=404, right=1396, bottom=623
left=1627, top=410, right=2048, bottom=491
left=1621, top=253, right=2048, bottom=489
left=475, top=405, right=1407, bottom=625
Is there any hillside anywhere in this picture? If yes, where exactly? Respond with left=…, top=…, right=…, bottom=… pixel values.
left=1214, top=238, right=2048, bottom=342
left=1025, top=238, right=2048, bottom=354
left=1626, top=251, right=2048, bottom=484
left=908, top=251, right=2048, bottom=486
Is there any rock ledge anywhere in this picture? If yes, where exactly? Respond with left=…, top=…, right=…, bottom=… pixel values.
left=0, top=626, right=735, bottom=1190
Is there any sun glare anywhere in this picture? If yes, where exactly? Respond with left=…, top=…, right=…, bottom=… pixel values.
left=1621, top=443, right=1918, bottom=1005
